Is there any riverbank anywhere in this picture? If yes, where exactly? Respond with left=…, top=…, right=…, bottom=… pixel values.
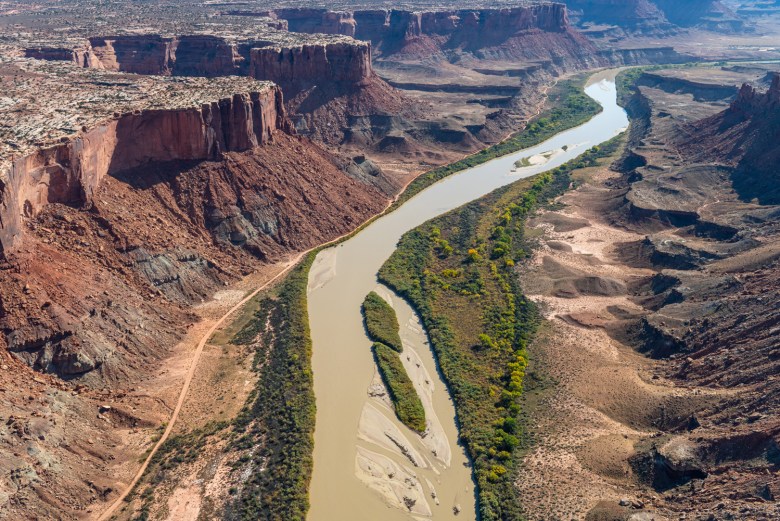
left=378, top=136, right=624, bottom=520
left=307, top=69, right=628, bottom=521
left=111, top=69, right=626, bottom=521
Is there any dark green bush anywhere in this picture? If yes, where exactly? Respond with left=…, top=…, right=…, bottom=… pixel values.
left=362, top=291, right=404, bottom=353
left=372, top=342, right=427, bottom=432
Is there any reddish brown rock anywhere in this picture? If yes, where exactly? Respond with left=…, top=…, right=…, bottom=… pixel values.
left=270, top=5, right=585, bottom=61
left=273, top=8, right=357, bottom=36
left=250, top=41, right=372, bottom=96
left=682, top=74, right=780, bottom=203
left=0, top=86, right=286, bottom=255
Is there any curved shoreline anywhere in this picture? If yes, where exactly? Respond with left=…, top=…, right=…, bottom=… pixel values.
left=307, top=69, right=629, bottom=521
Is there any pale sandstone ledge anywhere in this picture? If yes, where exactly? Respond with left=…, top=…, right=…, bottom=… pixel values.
left=0, top=53, right=285, bottom=253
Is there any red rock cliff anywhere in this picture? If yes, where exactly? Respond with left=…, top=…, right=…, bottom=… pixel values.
left=681, top=73, right=780, bottom=204
left=249, top=40, right=372, bottom=95
left=30, top=34, right=375, bottom=97
left=274, top=8, right=357, bottom=36
left=730, top=73, right=780, bottom=114
left=271, top=4, right=572, bottom=55
left=71, top=35, right=246, bottom=76
left=0, top=87, right=286, bottom=255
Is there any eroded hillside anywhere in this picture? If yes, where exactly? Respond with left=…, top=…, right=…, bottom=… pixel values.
left=516, top=64, right=780, bottom=521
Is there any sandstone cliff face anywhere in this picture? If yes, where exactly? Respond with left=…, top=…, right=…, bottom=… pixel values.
left=0, top=86, right=286, bottom=256
left=275, top=8, right=357, bottom=36
left=270, top=5, right=578, bottom=60
left=81, top=35, right=173, bottom=74
left=71, top=35, right=245, bottom=76
left=249, top=41, right=372, bottom=95
left=32, top=34, right=377, bottom=111
left=61, top=33, right=376, bottom=88
left=0, top=132, right=385, bottom=380
left=0, top=76, right=388, bottom=379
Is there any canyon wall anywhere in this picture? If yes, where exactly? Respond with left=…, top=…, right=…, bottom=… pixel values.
left=564, top=0, right=671, bottom=29
left=0, top=86, right=286, bottom=255
left=72, top=35, right=246, bottom=76
left=684, top=73, right=780, bottom=203
left=267, top=5, right=577, bottom=57
left=250, top=40, right=372, bottom=94
left=275, top=8, right=357, bottom=36
left=27, top=34, right=374, bottom=98
left=262, top=5, right=689, bottom=69
left=563, top=0, right=744, bottom=32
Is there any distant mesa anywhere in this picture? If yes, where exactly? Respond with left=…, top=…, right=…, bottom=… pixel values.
left=563, top=0, right=747, bottom=33
left=25, top=33, right=373, bottom=99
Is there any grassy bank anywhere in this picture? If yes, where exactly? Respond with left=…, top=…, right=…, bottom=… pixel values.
left=391, top=76, right=602, bottom=210
left=378, top=136, right=624, bottom=520
left=225, top=253, right=317, bottom=521
left=372, top=342, right=427, bottom=432
left=362, top=291, right=404, bottom=353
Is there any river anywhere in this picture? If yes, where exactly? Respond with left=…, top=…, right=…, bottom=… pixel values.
left=306, top=69, right=628, bottom=521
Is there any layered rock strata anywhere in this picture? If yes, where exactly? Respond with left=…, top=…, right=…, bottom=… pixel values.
left=599, top=66, right=780, bottom=519
left=266, top=5, right=592, bottom=62
left=0, top=58, right=285, bottom=256
left=261, top=5, right=691, bottom=70
left=564, top=0, right=744, bottom=33
left=683, top=73, right=780, bottom=203
left=24, top=33, right=391, bottom=146
left=0, top=56, right=385, bottom=380
left=30, top=33, right=373, bottom=92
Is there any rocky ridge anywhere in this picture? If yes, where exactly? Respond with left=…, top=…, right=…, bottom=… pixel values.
left=610, top=66, right=780, bottom=518
left=564, top=0, right=745, bottom=33
left=683, top=73, right=780, bottom=204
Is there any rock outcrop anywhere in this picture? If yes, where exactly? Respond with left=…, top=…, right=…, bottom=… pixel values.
left=250, top=40, right=372, bottom=96
left=683, top=74, right=780, bottom=203
left=264, top=5, right=692, bottom=70
left=565, top=0, right=672, bottom=30
left=267, top=5, right=595, bottom=64
left=563, top=0, right=745, bottom=33
left=25, top=33, right=400, bottom=148
left=35, top=33, right=374, bottom=94
left=275, top=8, right=357, bottom=36
left=0, top=58, right=386, bottom=381
left=1, top=86, right=286, bottom=255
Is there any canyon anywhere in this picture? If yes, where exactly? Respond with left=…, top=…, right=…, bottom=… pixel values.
left=516, top=64, right=780, bottom=520
left=0, top=52, right=386, bottom=520
left=0, top=0, right=779, bottom=520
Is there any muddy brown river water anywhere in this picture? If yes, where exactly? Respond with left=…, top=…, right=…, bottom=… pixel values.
left=307, top=69, right=628, bottom=521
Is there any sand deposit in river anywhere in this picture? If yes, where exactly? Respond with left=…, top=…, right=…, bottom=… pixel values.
left=307, top=70, right=627, bottom=521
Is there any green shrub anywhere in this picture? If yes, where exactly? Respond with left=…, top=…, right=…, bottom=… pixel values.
left=378, top=134, right=625, bottom=520
left=372, top=342, right=427, bottom=432
left=226, top=255, right=317, bottom=521
left=362, top=291, right=404, bottom=353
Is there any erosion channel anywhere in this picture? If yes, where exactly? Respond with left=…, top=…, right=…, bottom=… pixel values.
left=306, top=69, right=628, bottom=521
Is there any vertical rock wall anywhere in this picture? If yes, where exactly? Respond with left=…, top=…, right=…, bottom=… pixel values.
left=0, top=87, right=286, bottom=255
